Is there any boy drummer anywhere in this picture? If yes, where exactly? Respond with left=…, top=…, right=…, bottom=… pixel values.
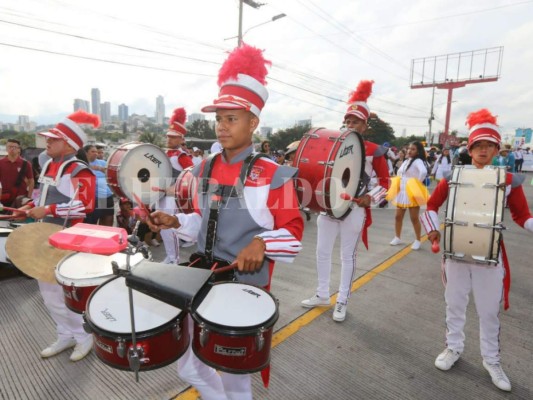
left=420, top=109, right=533, bottom=391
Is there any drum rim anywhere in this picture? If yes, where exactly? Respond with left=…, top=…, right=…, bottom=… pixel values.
left=85, top=276, right=185, bottom=337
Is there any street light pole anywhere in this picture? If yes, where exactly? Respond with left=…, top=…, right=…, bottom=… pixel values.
left=238, top=0, right=244, bottom=47
left=428, top=86, right=435, bottom=145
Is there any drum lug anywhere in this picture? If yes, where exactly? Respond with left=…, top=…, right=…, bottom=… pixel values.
left=473, top=222, right=506, bottom=231
left=128, top=345, right=149, bottom=371
left=317, top=161, right=334, bottom=166
left=70, top=283, right=79, bottom=302
left=199, top=322, right=209, bottom=348
left=117, top=338, right=126, bottom=359
left=173, top=323, right=182, bottom=341
left=445, top=219, right=468, bottom=226
left=255, top=327, right=266, bottom=352
left=481, top=182, right=506, bottom=190
left=449, top=181, right=474, bottom=187
left=299, top=158, right=309, bottom=163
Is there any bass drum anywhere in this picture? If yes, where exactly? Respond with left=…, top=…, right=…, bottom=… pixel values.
left=106, top=142, right=172, bottom=205
left=84, top=276, right=189, bottom=371
left=175, top=167, right=197, bottom=214
left=292, top=128, right=365, bottom=219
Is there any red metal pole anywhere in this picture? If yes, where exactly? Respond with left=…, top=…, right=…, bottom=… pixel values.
left=443, top=87, right=454, bottom=136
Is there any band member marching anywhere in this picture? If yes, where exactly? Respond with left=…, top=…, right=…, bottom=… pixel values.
left=148, top=44, right=304, bottom=400
left=420, top=109, right=533, bottom=392
left=23, top=111, right=98, bottom=361
left=301, top=80, right=390, bottom=322
left=157, top=107, right=194, bottom=264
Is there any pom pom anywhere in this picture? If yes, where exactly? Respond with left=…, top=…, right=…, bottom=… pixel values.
left=170, top=107, right=187, bottom=126
left=347, top=80, right=374, bottom=103
left=466, top=108, right=498, bottom=129
left=67, top=110, right=100, bottom=128
left=218, top=43, right=271, bottom=87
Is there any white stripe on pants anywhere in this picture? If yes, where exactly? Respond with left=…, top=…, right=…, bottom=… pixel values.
left=158, top=195, right=180, bottom=263
left=315, top=207, right=365, bottom=305
left=443, top=259, right=504, bottom=364
left=177, top=315, right=252, bottom=400
left=38, top=281, right=90, bottom=343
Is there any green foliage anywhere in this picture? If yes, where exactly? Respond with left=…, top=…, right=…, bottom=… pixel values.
left=269, top=123, right=311, bottom=151
left=187, top=120, right=216, bottom=140
left=138, top=132, right=163, bottom=147
left=0, top=131, right=36, bottom=148
left=366, top=117, right=395, bottom=145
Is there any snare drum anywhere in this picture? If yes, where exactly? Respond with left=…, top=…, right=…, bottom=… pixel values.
left=292, top=128, right=365, bottom=219
left=56, top=252, right=144, bottom=313
left=106, top=142, right=172, bottom=205
left=191, top=282, right=279, bottom=374
left=0, top=227, right=13, bottom=264
left=84, top=276, right=189, bottom=370
left=444, top=166, right=506, bottom=264
left=175, top=167, right=197, bottom=214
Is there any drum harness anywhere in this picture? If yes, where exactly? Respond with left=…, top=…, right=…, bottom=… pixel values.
left=189, top=152, right=266, bottom=281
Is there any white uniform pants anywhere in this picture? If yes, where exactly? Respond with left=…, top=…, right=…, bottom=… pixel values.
left=443, top=259, right=504, bottom=364
left=177, top=316, right=252, bottom=400
left=315, top=207, right=365, bottom=305
left=158, top=196, right=180, bottom=263
left=38, top=281, right=90, bottom=343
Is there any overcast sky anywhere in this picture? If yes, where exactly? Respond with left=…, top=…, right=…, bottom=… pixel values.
left=1, top=0, right=532, bottom=138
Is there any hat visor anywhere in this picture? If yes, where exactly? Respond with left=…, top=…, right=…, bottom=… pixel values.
left=166, top=130, right=184, bottom=137
left=201, top=101, right=248, bottom=113
left=38, top=130, right=62, bottom=139
left=468, top=137, right=500, bottom=149
left=344, top=110, right=367, bottom=121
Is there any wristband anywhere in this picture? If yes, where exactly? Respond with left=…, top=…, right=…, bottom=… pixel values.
left=253, top=235, right=266, bottom=251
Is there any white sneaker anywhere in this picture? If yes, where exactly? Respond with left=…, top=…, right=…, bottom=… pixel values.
left=435, top=348, right=461, bottom=371
left=70, top=338, right=93, bottom=362
left=150, top=238, right=160, bottom=247
left=483, top=360, right=512, bottom=391
left=390, top=237, right=404, bottom=246
left=162, top=256, right=176, bottom=264
left=333, top=302, right=347, bottom=322
left=411, top=240, right=421, bottom=250
left=179, top=240, right=195, bottom=248
left=41, top=338, right=76, bottom=358
left=301, top=295, right=330, bottom=308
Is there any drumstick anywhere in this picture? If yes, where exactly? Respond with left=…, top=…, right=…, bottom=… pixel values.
left=0, top=205, right=27, bottom=214
left=340, top=192, right=362, bottom=204
left=431, top=240, right=440, bottom=253
left=212, top=262, right=237, bottom=275
left=132, top=193, right=154, bottom=224
left=151, top=186, right=166, bottom=193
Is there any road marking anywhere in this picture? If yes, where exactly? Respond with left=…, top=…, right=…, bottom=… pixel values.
left=173, top=239, right=421, bottom=399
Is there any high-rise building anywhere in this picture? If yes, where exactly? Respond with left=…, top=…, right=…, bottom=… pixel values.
left=296, top=118, right=312, bottom=127
left=91, top=88, right=101, bottom=117
left=260, top=126, right=273, bottom=137
left=155, top=95, right=165, bottom=125
left=101, top=101, right=111, bottom=123
left=188, top=113, right=205, bottom=123
left=73, top=99, right=90, bottom=112
left=118, top=104, right=129, bottom=121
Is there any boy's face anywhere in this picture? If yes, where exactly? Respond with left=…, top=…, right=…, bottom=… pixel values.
left=469, top=140, right=499, bottom=167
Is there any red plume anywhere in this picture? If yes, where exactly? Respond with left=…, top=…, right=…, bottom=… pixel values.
left=347, top=80, right=374, bottom=103
left=67, top=110, right=100, bottom=128
left=217, top=43, right=272, bottom=87
left=466, top=108, right=498, bottom=129
left=170, top=107, right=187, bottom=125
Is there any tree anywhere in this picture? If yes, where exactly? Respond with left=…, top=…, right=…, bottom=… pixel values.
left=187, top=120, right=216, bottom=140
left=367, top=117, right=395, bottom=145
left=269, top=123, right=311, bottom=151
left=139, top=132, right=163, bottom=147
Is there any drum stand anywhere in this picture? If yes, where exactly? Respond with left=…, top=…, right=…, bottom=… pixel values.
left=111, top=221, right=150, bottom=382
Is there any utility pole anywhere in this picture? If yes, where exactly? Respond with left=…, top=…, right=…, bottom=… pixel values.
left=237, top=0, right=264, bottom=47
left=428, top=86, right=435, bottom=145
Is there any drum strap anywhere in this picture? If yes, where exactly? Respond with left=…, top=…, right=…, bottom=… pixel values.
left=202, top=152, right=265, bottom=262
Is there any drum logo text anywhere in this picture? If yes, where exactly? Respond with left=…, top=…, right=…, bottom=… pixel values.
left=242, top=288, right=261, bottom=298
left=95, top=340, right=113, bottom=354
left=339, top=145, right=353, bottom=158
left=101, top=308, right=117, bottom=322
left=144, top=153, right=162, bottom=168
left=214, top=344, right=246, bottom=357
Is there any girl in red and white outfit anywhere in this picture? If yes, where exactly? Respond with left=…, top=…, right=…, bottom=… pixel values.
left=420, top=109, right=533, bottom=392
left=24, top=111, right=97, bottom=362
left=301, top=80, right=390, bottom=322
left=149, top=45, right=303, bottom=400
left=387, top=141, right=429, bottom=250
left=157, top=107, right=194, bottom=264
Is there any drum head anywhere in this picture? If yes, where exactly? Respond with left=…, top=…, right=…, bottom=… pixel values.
left=0, top=228, right=12, bottom=237
left=328, top=131, right=365, bottom=219
left=87, top=276, right=182, bottom=334
left=196, top=283, right=276, bottom=328
left=56, top=252, right=144, bottom=285
left=110, top=143, right=172, bottom=205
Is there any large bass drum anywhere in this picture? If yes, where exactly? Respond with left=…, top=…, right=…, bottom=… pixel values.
left=444, top=166, right=506, bottom=264
left=292, top=128, right=365, bottom=219
left=106, top=142, right=172, bottom=205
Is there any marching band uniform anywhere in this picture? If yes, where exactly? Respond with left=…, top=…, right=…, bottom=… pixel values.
left=31, top=111, right=98, bottom=361
left=420, top=109, right=533, bottom=392
left=158, top=108, right=194, bottom=264
left=301, top=80, right=390, bottom=322
left=151, top=45, right=303, bottom=400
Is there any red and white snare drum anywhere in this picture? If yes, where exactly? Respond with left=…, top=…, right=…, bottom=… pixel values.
left=191, top=282, right=279, bottom=374
left=292, top=128, right=365, bottom=219
left=444, top=166, right=506, bottom=264
left=84, top=276, right=189, bottom=371
left=56, top=252, right=144, bottom=313
left=175, top=167, right=197, bottom=214
left=0, top=227, right=13, bottom=265
left=106, top=142, right=172, bottom=205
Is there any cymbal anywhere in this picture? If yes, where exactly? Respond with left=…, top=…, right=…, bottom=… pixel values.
left=6, top=222, right=74, bottom=283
